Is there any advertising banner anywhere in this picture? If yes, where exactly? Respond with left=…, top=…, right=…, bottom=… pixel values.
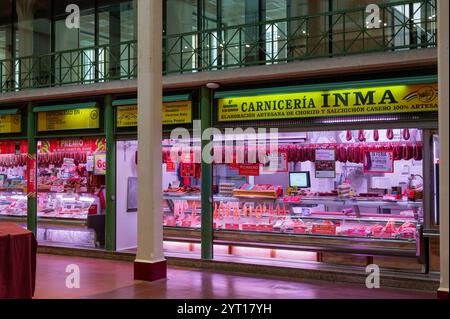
left=218, top=83, right=438, bottom=122
left=37, top=108, right=100, bottom=131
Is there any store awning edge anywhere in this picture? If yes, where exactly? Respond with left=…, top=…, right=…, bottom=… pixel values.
left=33, top=102, right=97, bottom=112
left=112, top=95, right=191, bottom=107
left=0, top=108, right=20, bottom=115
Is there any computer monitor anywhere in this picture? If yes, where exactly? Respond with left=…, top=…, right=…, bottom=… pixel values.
left=289, top=172, right=311, bottom=188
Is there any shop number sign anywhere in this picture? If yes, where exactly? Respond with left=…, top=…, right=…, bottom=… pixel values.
left=363, top=150, right=394, bottom=173
left=94, top=154, right=107, bottom=175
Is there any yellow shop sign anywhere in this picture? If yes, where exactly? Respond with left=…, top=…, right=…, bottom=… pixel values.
left=117, top=105, right=138, bottom=127
left=217, top=83, right=438, bottom=122
left=0, top=114, right=21, bottom=134
left=163, top=101, right=192, bottom=124
left=37, top=108, right=100, bottom=131
left=116, top=101, right=192, bottom=127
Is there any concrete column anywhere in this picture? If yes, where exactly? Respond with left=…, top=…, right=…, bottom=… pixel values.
left=437, top=0, right=449, bottom=299
left=134, top=0, right=166, bottom=281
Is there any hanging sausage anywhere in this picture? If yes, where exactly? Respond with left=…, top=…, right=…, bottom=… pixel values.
left=373, top=130, right=379, bottom=141
left=386, top=129, right=394, bottom=140
left=346, top=130, right=352, bottom=141
left=340, top=145, right=348, bottom=163
left=353, top=146, right=361, bottom=164
left=414, top=143, right=423, bottom=161
left=403, top=129, right=410, bottom=140
left=358, top=130, right=365, bottom=142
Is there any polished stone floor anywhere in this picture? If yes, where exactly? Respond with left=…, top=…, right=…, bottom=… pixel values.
left=33, top=254, right=435, bottom=299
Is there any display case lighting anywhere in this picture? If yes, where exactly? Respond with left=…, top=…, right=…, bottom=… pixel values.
left=320, top=115, right=402, bottom=123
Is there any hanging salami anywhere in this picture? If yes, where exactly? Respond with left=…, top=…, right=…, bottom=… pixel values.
left=373, top=130, right=379, bottom=141
left=403, top=129, right=410, bottom=140
left=340, top=146, right=348, bottom=163
left=387, top=129, right=394, bottom=140
left=414, top=143, right=423, bottom=161
left=358, top=130, right=365, bottom=142
left=346, top=130, right=352, bottom=141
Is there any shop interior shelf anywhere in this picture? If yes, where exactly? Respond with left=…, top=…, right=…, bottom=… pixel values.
left=163, top=194, right=201, bottom=201
left=163, top=194, right=423, bottom=209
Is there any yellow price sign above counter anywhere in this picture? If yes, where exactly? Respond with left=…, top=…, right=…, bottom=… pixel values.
left=117, top=105, right=138, bottom=127
left=217, top=83, right=438, bottom=122
left=162, top=101, right=192, bottom=125
left=116, top=101, right=192, bottom=127
left=0, top=114, right=21, bottom=134
left=37, top=108, right=100, bottom=132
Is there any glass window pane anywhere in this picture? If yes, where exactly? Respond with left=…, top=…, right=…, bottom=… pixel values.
left=165, top=0, right=198, bottom=72
left=265, top=0, right=288, bottom=63
left=0, top=1, right=12, bottom=60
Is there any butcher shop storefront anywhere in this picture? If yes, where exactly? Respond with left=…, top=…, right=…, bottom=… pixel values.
left=197, top=75, right=440, bottom=272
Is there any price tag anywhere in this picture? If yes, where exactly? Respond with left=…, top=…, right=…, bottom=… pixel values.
left=363, top=150, right=394, bottom=173
left=94, top=154, right=106, bottom=175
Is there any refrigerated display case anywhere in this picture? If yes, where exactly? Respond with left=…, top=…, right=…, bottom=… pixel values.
left=212, top=129, right=425, bottom=256
left=162, top=138, right=202, bottom=233
left=36, top=138, right=106, bottom=248
left=0, top=141, right=28, bottom=223
left=162, top=129, right=428, bottom=261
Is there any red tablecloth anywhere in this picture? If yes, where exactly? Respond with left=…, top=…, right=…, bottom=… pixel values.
left=0, top=224, right=37, bottom=299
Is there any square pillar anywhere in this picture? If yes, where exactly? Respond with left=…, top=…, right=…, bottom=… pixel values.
left=437, top=0, right=449, bottom=299
left=134, top=0, right=166, bottom=281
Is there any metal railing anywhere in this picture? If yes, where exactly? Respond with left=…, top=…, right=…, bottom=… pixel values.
left=0, top=0, right=436, bottom=93
left=0, top=40, right=137, bottom=93
left=163, top=0, right=436, bottom=74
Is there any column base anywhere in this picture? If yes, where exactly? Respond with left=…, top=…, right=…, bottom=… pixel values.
left=134, top=260, right=167, bottom=282
left=437, top=288, right=449, bottom=299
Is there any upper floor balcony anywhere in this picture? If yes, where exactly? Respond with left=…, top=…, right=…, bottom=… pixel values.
left=0, top=0, right=437, bottom=94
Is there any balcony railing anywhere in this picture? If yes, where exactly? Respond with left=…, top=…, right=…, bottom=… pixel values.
left=0, top=40, right=137, bottom=93
left=0, top=0, right=436, bottom=93
left=163, top=0, right=436, bottom=74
